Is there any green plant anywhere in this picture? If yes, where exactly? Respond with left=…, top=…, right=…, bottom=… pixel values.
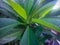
left=0, top=0, right=60, bottom=45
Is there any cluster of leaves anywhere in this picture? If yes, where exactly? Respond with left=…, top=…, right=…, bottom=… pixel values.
left=0, top=0, right=60, bottom=45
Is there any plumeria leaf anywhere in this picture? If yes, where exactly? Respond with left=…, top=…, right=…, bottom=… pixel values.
left=0, top=18, right=20, bottom=38
left=20, top=27, right=39, bottom=45
left=32, top=1, right=55, bottom=18
left=0, top=31, right=22, bottom=44
left=3, top=0, right=27, bottom=20
left=32, top=18, right=60, bottom=32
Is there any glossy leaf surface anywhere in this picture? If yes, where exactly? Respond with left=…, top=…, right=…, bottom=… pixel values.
left=20, top=27, right=39, bottom=45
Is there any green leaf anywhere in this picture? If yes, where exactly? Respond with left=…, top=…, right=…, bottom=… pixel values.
left=24, top=0, right=34, bottom=15
left=41, top=18, right=60, bottom=27
left=3, top=0, right=27, bottom=20
left=39, top=6, right=53, bottom=19
left=32, top=0, right=45, bottom=14
left=0, top=7, right=16, bottom=18
left=0, top=1, right=24, bottom=22
left=0, top=31, right=22, bottom=44
left=15, top=0, right=25, bottom=8
left=1, top=1, right=17, bottom=16
left=32, top=1, right=55, bottom=18
left=0, top=18, right=20, bottom=38
left=45, top=9, right=60, bottom=18
left=20, top=27, right=39, bottom=45
left=32, top=18, right=60, bottom=32
left=0, top=18, right=20, bottom=28
left=35, top=25, right=43, bottom=38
